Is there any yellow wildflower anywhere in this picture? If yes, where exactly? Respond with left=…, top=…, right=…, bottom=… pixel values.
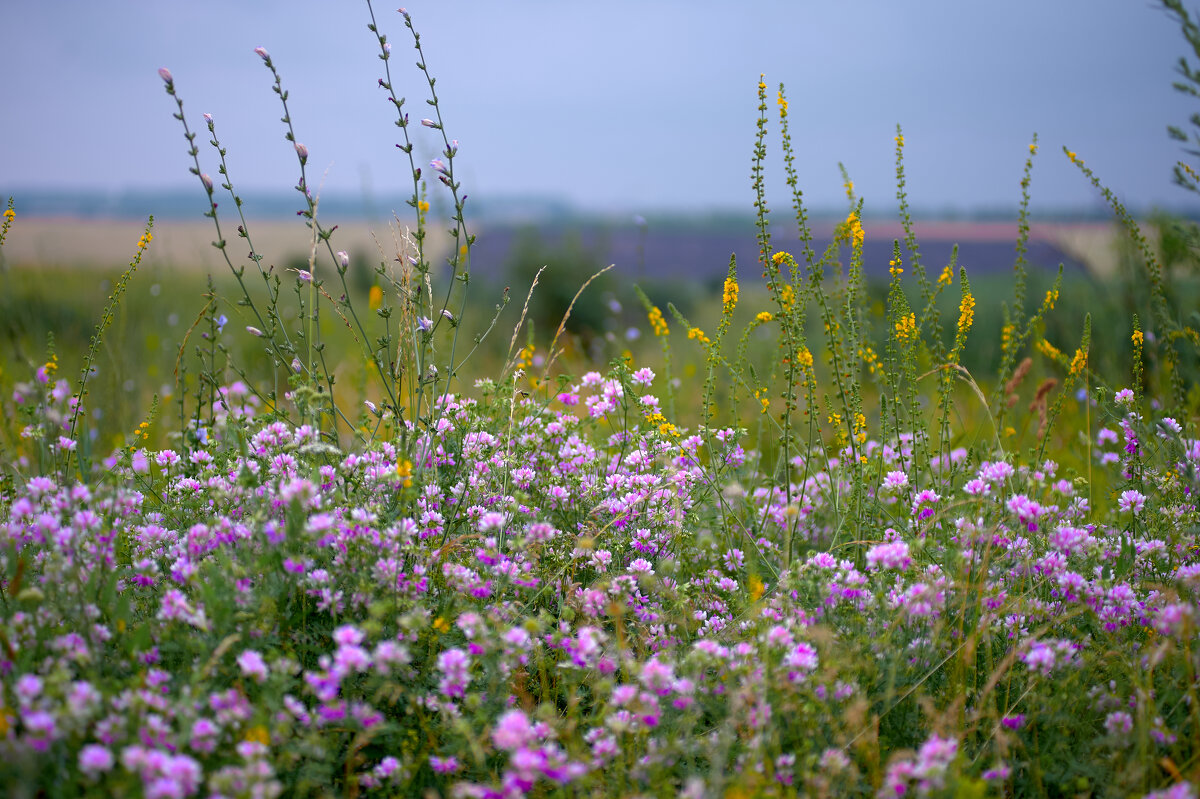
left=844, top=211, right=864, bottom=248
left=2, top=208, right=13, bottom=222
left=895, top=133, right=905, bottom=148
left=758, top=75, right=767, bottom=91
left=748, top=575, right=766, bottom=602
left=859, top=345, right=880, bottom=375
left=722, top=276, right=739, bottom=314
left=432, top=617, right=451, bottom=634
left=1044, top=288, right=1059, bottom=310
left=1029, top=142, right=1038, bottom=155
left=1069, top=347, right=1087, bottom=376
left=797, top=347, right=814, bottom=368
left=756, top=311, right=774, bottom=323
left=1037, top=338, right=1062, bottom=360
left=1131, top=329, right=1144, bottom=347
left=845, top=181, right=855, bottom=201
left=937, top=265, right=952, bottom=287
left=687, top=327, right=711, bottom=345
left=658, top=421, right=680, bottom=438
left=396, top=458, right=413, bottom=488
left=895, top=313, right=917, bottom=344
left=243, top=725, right=270, bottom=745
left=771, top=251, right=789, bottom=266
left=957, top=290, right=975, bottom=335
left=648, top=306, right=669, bottom=337
left=418, top=199, right=430, bottom=214
left=779, top=284, right=795, bottom=309
left=1067, top=151, right=1081, bottom=165
left=777, top=90, right=788, bottom=116
left=368, top=285, right=384, bottom=310
left=889, top=259, right=903, bottom=278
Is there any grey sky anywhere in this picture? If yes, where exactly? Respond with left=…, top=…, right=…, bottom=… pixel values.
left=1, top=1, right=1197, bottom=215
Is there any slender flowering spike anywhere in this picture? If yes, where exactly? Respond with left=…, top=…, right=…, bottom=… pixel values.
left=336, top=251, right=350, bottom=269
left=295, top=143, right=308, bottom=161
left=254, top=46, right=269, bottom=60
left=158, top=67, right=173, bottom=84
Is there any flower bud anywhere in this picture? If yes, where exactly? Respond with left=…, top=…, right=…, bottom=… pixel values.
left=291, top=358, right=302, bottom=373
left=158, top=67, right=173, bottom=84
left=336, top=251, right=350, bottom=269
left=295, top=142, right=308, bottom=161
left=200, top=173, right=213, bottom=193
left=430, top=158, right=448, bottom=174
left=254, top=47, right=269, bottom=60
left=203, top=112, right=213, bottom=126
left=382, top=42, right=391, bottom=56
left=246, top=326, right=264, bottom=337
left=445, top=139, right=459, bottom=156
left=296, top=269, right=312, bottom=282
left=421, top=118, right=436, bottom=128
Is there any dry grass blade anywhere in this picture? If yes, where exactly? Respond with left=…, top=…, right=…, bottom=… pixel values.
left=541, top=264, right=614, bottom=380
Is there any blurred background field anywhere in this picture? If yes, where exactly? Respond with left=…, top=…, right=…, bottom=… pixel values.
left=3, top=204, right=1197, bottom=474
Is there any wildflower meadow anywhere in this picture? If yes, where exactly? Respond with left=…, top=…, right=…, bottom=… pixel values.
left=2, top=3, right=1200, bottom=797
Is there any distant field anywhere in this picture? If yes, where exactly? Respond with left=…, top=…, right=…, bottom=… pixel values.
left=1, top=216, right=1123, bottom=280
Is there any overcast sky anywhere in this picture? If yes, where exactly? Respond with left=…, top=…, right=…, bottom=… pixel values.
left=1, top=1, right=1198, bottom=216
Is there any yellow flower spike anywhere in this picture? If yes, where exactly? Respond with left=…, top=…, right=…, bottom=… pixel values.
left=2, top=208, right=13, bottom=222
left=894, top=313, right=917, bottom=344
left=1131, top=329, right=1144, bottom=347
left=722, top=276, right=739, bottom=314
left=755, top=311, right=774, bottom=323
left=1029, top=142, right=1038, bottom=155
left=1044, top=288, right=1059, bottom=310
left=396, top=459, right=413, bottom=488
left=771, top=251, right=789, bottom=266
left=687, top=327, right=711, bottom=346
left=889, top=259, right=903, bottom=278
left=1069, top=347, right=1088, bottom=376
left=417, top=199, right=430, bottom=214
left=243, top=725, right=271, bottom=745
left=957, top=290, right=976, bottom=336
left=844, top=211, right=864, bottom=248
left=647, top=306, right=669, bottom=337
left=1037, top=338, right=1062, bottom=360
left=779, top=284, right=795, bottom=309
left=937, top=265, right=952, bottom=287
